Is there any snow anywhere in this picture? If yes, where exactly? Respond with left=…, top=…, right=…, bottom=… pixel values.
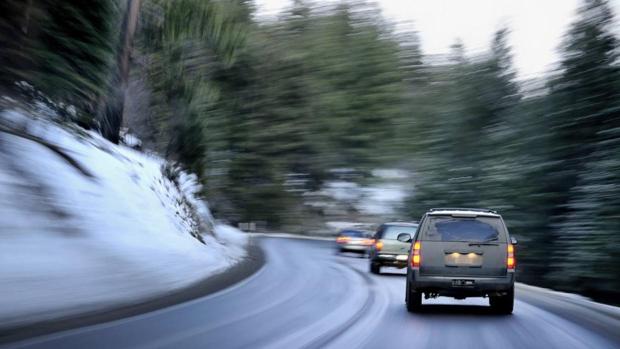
left=326, top=221, right=364, bottom=230
left=0, top=110, right=247, bottom=328
left=371, top=169, right=409, bottom=179
left=313, top=172, right=410, bottom=216
left=214, top=224, right=251, bottom=256
left=323, top=181, right=362, bottom=201
left=121, top=132, right=142, bottom=148
left=357, top=183, right=409, bottom=215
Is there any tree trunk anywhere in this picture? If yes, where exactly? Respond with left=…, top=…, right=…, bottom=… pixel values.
left=99, top=0, right=141, bottom=143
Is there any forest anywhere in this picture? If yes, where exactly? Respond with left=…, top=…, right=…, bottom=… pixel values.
left=1, top=0, right=618, bottom=304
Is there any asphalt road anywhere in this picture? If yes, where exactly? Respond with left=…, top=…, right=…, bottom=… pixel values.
left=3, top=237, right=619, bottom=349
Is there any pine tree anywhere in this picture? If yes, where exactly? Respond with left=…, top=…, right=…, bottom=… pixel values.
left=138, top=0, right=247, bottom=174
left=407, top=29, right=521, bottom=215
left=548, top=0, right=620, bottom=301
left=0, top=0, right=121, bottom=125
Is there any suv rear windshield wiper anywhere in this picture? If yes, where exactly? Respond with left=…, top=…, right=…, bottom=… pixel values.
left=469, top=237, right=499, bottom=246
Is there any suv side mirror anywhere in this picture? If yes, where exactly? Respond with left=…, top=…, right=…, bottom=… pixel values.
left=397, top=233, right=412, bottom=243
left=510, top=236, right=518, bottom=245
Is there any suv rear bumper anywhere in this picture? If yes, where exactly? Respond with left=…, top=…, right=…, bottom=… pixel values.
left=371, top=253, right=409, bottom=268
left=409, top=271, right=514, bottom=297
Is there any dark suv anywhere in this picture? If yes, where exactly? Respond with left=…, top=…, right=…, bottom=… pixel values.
left=402, top=208, right=516, bottom=314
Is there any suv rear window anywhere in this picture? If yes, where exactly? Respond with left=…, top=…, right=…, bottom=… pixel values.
left=380, top=225, right=418, bottom=240
left=422, top=216, right=505, bottom=242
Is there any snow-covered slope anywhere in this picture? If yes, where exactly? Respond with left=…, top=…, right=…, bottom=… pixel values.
left=0, top=110, right=247, bottom=328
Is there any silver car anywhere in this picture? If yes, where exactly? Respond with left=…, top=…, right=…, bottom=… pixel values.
left=335, top=229, right=374, bottom=256
left=402, top=208, right=517, bottom=314
left=369, top=222, right=418, bottom=274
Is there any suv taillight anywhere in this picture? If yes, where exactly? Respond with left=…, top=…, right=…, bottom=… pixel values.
left=375, top=240, right=383, bottom=251
left=507, top=244, right=515, bottom=270
left=411, top=241, right=421, bottom=269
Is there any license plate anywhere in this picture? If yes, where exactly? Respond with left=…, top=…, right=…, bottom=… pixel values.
left=452, top=279, right=475, bottom=287
left=396, top=255, right=408, bottom=261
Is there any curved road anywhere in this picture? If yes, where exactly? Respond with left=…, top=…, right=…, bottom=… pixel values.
left=3, top=237, right=619, bottom=349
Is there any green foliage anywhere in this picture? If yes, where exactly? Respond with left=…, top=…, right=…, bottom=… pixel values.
left=0, top=0, right=121, bottom=124
left=405, top=0, right=620, bottom=303
left=138, top=0, right=248, bottom=175
left=545, top=0, right=620, bottom=300
left=408, top=28, right=521, bottom=215
left=140, top=1, right=410, bottom=225
left=4, top=0, right=618, bottom=302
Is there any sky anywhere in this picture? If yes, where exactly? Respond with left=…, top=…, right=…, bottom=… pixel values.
left=254, top=0, right=606, bottom=79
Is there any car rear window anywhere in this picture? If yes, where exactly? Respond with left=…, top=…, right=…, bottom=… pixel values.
left=422, top=216, right=505, bottom=242
left=381, top=225, right=418, bottom=240
left=340, top=230, right=366, bottom=237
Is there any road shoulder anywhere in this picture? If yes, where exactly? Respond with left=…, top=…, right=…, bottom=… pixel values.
left=0, top=236, right=265, bottom=344
left=516, top=283, right=620, bottom=343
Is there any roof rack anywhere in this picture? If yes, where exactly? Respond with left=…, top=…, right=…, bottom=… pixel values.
left=429, top=207, right=497, bottom=214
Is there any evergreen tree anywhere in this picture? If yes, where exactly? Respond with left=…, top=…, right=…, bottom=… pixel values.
left=138, top=0, right=247, bottom=175
left=547, top=0, right=620, bottom=301
left=0, top=0, right=121, bottom=125
left=408, top=29, right=521, bottom=215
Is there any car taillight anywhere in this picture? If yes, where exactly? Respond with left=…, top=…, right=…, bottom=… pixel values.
left=375, top=241, right=383, bottom=251
left=336, top=236, right=350, bottom=244
left=507, top=244, right=515, bottom=270
left=411, top=241, right=421, bottom=269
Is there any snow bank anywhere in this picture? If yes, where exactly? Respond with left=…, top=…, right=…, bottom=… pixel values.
left=357, top=183, right=409, bottom=215
left=313, top=172, right=410, bottom=216
left=326, top=221, right=363, bottom=230
left=0, top=110, right=247, bottom=328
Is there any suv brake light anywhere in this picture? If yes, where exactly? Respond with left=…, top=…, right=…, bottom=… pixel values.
left=375, top=240, right=384, bottom=251
left=507, top=244, right=515, bottom=270
left=411, top=241, right=421, bottom=269
left=361, top=239, right=374, bottom=246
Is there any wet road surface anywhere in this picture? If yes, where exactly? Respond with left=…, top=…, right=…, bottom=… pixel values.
left=3, top=237, right=619, bottom=349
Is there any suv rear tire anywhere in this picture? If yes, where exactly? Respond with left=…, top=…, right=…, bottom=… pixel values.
left=369, top=262, right=381, bottom=274
left=406, top=282, right=422, bottom=312
left=490, top=287, right=514, bottom=314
